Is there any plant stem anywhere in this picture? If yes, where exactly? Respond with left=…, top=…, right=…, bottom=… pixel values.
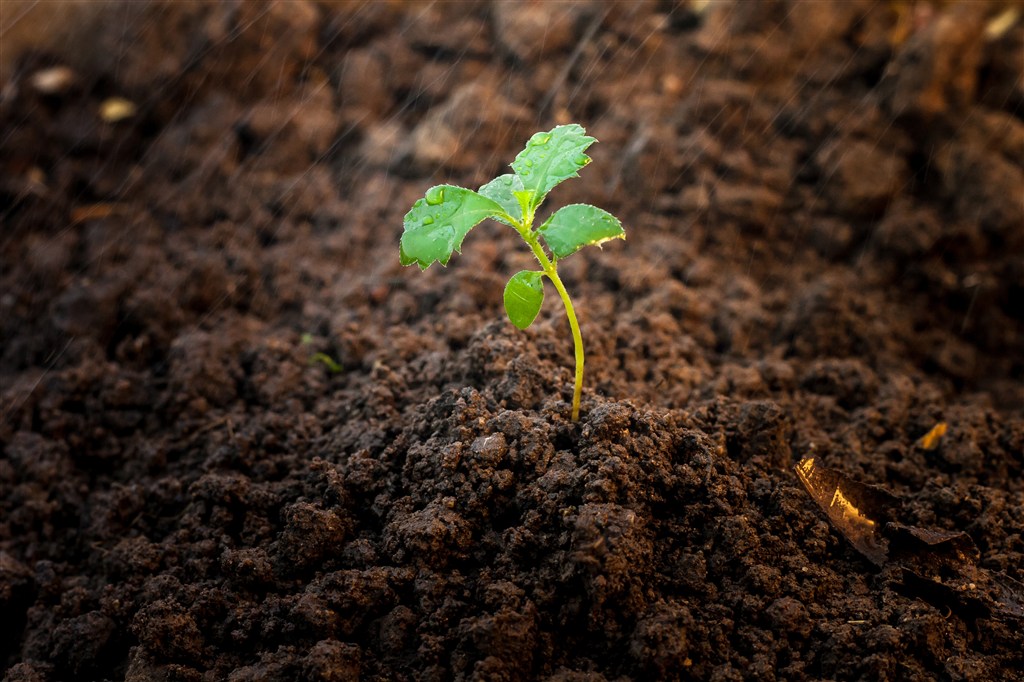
left=519, top=226, right=585, bottom=422
left=546, top=268, right=584, bottom=421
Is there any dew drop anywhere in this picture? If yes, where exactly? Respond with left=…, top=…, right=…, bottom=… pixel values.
left=425, top=187, right=445, bottom=205
left=522, top=159, right=534, bottom=168
left=422, top=216, right=434, bottom=225
left=574, top=154, right=589, bottom=166
left=530, top=132, right=552, bottom=146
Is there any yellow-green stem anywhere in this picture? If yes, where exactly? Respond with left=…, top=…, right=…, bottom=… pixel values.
left=520, top=226, right=585, bottom=422
left=546, top=268, right=584, bottom=421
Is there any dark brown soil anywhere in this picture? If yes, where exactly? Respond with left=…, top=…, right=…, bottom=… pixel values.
left=2, top=1, right=1023, bottom=680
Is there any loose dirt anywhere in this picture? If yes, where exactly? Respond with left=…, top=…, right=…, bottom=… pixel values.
left=2, top=1, right=1022, bottom=680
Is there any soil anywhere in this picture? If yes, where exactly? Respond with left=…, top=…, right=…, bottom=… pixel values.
left=2, top=1, right=1023, bottom=680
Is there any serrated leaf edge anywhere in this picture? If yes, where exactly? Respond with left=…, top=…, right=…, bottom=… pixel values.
left=537, top=203, right=626, bottom=260
left=511, top=124, right=597, bottom=212
left=399, top=185, right=511, bottom=269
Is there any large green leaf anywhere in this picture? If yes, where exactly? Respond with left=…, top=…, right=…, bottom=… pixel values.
left=503, top=270, right=545, bottom=329
left=538, top=204, right=625, bottom=259
left=400, top=185, right=507, bottom=269
left=511, top=124, right=596, bottom=212
left=478, top=174, right=524, bottom=226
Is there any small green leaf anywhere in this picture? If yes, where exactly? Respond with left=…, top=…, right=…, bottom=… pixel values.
left=538, top=204, right=625, bottom=259
left=513, top=190, right=536, bottom=218
left=478, top=174, right=524, bottom=225
left=511, top=124, right=596, bottom=212
left=400, top=185, right=507, bottom=269
left=503, top=270, right=545, bottom=329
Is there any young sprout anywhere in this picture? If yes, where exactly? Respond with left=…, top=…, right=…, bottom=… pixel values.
left=399, top=124, right=625, bottom=421
left=301, top=333, right=343, bottom=373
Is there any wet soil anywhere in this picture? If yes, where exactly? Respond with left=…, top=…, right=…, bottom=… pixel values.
left=1, top=1, right=1023, bottom=680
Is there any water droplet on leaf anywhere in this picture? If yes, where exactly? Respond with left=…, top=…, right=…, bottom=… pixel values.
left=574, top=154, right=589, bottom=166
left=522, top=159, right=534, bottom=168
left=530, top=132, right=552, bottom=146
left=422, top=216, right=434, bottom=225
left=425, top=187, right=445, bottom=205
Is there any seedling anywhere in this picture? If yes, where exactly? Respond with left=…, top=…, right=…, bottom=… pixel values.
left=399, top=124, right=625, bottom=421
left=301, top=333, right=343, bottom=373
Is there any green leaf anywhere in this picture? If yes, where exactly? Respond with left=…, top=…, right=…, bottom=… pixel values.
left=400, top=185, right=507, bottom=269
left=538, top=204, right=625, bottom=259
left=511, top=124, right=596, bottom=212
left=513, top=190, right=536, bottom=218
left=503, top=270, right=545, bottom=330
left=478, top=174, right=524, bottom=226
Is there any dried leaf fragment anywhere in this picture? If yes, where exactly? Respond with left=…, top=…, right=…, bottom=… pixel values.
left=30, top=66, right=75, bottom=94
left=794, top=457, right=1024, bottom=621
left=915, top=421, right=948, bottom=450
left=985, top=7, right=1020, bottom=40
left=794, top=457, right=899, bottom=566
left=100, top=97, right=137, bottom=123
left=70, top=203, right=123, bottom=224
